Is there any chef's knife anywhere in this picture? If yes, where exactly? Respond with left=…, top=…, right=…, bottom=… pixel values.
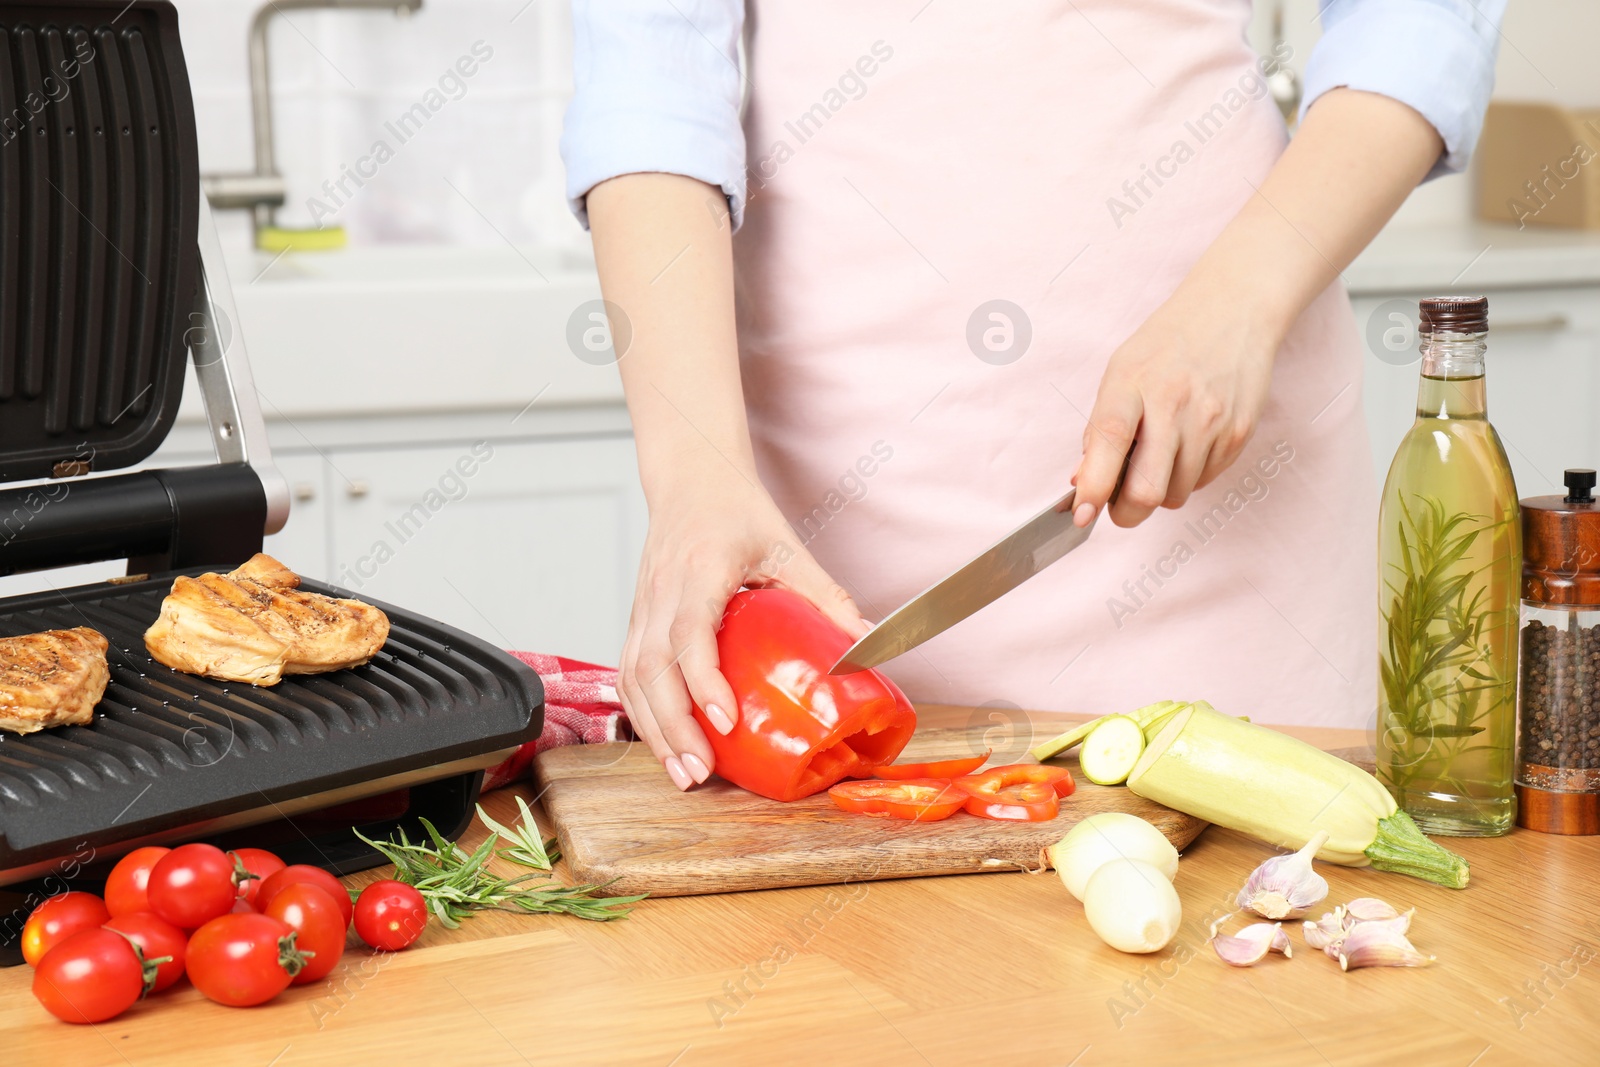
left=829, top=486, right=1102, bottom=675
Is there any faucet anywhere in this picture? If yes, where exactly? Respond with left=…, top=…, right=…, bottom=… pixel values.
left=202, top=0, right=424, bottom=247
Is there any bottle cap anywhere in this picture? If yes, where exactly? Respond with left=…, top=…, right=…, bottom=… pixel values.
left=1419, top=296, right=1488, bottom=334
left=1522, top=468, right=1600, bottom=606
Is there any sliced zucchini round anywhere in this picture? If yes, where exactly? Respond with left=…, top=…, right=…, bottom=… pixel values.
left=1079, top=714, right=1146, bottom=786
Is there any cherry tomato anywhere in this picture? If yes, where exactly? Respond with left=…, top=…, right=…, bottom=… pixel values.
left=21, top=892, right=111, bottom=967
left=104, top=847, right=170, bottom=917
left=228, top=848, right=286, bottom=906
left=147, top=844, right=240, bottom=929
left=263, top=884, right=345, bottom=984
left=32, top=928, right=157, bottom=1024
left=353, top=881, right=428, bottom=951
left=257, top=865, right=352, bottom=929
left=102, top=912, right=186, bottom=993
left=827, top=779, right=968, bottom=821
left=186, top=913, right=308, bottom=1007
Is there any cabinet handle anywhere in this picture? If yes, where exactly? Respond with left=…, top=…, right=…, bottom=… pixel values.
left=346, top=480, right=370, bottom=499
left=293, top=483, right=316, bottom=503
left=1493, top=314, right=1569, bottom=333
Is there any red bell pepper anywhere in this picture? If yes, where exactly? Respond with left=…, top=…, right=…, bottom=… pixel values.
left=691, top=589, right=917, bottom=801
left=828, top=779, right=967, bottom=822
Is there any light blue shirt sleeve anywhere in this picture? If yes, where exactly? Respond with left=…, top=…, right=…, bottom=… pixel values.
left=1300, top=0, right=1507, bottom=179
left=560, top=0, right=746, bottom=230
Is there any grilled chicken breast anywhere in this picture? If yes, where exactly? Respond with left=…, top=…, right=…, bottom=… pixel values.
left=0, top=627, right=110, bottom=734
left=144, top=554, right=389, bottom=685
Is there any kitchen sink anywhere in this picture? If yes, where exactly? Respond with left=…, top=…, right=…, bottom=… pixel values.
left=193, top=244, right=620, bottom=420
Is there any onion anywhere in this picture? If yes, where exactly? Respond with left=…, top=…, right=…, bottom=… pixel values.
left=1082, top=858, right=1182, bottom=954
left=1046, top=812, right=1180, bottom=900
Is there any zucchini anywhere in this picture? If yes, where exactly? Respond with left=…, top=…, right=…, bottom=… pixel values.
left=1126, top=704, right=1469, bottom=889
left=1029, top=700, right=1183, bottom=762
left=1079, top=715, right=1145, bottom=785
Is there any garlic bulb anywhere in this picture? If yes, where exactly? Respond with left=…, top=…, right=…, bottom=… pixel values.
left=1236, top=831, right=1330, bottom=919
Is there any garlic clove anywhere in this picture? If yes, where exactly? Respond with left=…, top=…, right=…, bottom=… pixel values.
left=1308, top=914, right=1348, bottom=959
left=1212, top=922, right=1287, bottom=967
left=1270, top=924, right=1293, bottom=958
left=1208, top=911, right=1236, bottom=940
left=1235, top=831, right=1331, bottom=919
left=1337, top=922, right=1435, bottom=971
left=1353, top=908, right=1414, bottom=939
left=1302, top=912, right=1344, bottom=951
left=1343, top=897, right=1402, bottom=923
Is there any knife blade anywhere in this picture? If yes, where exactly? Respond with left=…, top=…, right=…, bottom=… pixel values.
left=829, top=487, right=1101, bottom=675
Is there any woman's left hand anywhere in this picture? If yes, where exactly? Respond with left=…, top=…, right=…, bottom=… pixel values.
left=1069, top=282, right=1280, bottom=528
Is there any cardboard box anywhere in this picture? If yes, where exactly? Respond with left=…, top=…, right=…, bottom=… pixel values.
left=1477, top=101, right=1600, bottom=230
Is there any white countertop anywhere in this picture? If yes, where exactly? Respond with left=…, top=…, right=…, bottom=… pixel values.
left=175, top=221, right=1600, bottom=427
left=1347, top=221, right=1600, bottom=294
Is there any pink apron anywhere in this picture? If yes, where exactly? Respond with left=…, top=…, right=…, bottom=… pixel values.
left=734, top=0, right=1377, bottom=727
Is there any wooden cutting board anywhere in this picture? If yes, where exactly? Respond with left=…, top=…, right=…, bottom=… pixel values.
left=532, top=726, right=1207, bottom=897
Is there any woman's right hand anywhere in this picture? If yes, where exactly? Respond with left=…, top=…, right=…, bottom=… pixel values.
left=618, top=470, right=870, bottom=790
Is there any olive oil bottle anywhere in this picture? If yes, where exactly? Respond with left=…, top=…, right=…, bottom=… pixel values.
left=1377, top=296, right=1520, bottom=836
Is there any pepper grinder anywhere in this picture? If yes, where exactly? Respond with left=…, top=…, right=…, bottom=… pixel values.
left=1516, top=468, right=1600, bottom=834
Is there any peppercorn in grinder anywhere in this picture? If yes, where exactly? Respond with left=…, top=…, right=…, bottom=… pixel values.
left=1517, top=469, right=1600, bottom=834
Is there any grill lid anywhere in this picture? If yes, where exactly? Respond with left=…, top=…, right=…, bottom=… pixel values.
left=0, top=1, right=199, bottom=481
left=0, top=569, right=543, bottom=878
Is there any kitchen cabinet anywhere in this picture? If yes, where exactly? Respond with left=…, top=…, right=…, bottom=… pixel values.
left=0, top=408, right=649, bottom=669
left=309, top=434, right=646, bottom=663
left=262, top=450, right=333, bottom=580
left=152, top=408, right=648, bottom=664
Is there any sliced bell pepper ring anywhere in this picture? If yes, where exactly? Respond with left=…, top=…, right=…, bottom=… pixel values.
left=953, top=764, right=1075, bottom=822
left=961, top=784, right=1060, bottom=822
left=954, top=764, right=1076, bottom=799
left=828, top=779, right=968, bottom=822
left=856, top=750, right=990, bottom=781
left=691, top=589, right=918, bottom=802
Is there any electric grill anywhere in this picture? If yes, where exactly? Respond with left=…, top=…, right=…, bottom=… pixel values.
left=0, top=0, right=543, bottom=963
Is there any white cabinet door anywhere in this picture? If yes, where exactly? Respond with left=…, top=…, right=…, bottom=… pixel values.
left=325, top=436, right=646, bottom=664
left=1354, top=287, right=1600, bottom=497
left=263, top=451, right=333, bottom=581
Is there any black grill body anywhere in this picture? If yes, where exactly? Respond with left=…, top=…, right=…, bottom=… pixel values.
left=0, top=574, right=540, bottom=876
left=0, top=571, right=544, bottom=966
left=0, top=2, right=546, bottom=966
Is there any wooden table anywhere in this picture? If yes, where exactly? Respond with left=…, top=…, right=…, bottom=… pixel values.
left=4, top=708, right=1597, bottom=1066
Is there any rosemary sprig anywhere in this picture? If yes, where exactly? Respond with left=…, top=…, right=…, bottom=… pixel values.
left=354, top=813, right=644, bottom=926
left=1378, top=492, right=1517, bottom=795
left=475, top=796, right=561, bottom=871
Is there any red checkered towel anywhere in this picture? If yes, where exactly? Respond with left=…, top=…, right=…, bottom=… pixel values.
left=482, top=653, right=633, bottom=791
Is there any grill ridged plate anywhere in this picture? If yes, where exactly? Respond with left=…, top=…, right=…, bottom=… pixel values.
left=0, top=1, right=199, bottom=480
left=0, top=569, right=542, bottom=873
